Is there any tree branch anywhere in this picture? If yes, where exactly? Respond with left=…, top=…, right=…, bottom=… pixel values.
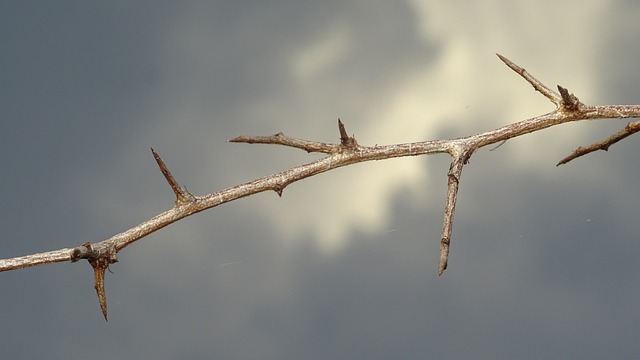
left=2, top=54, right=640, bottom=319
left=557, top=120, right=640, bottom=165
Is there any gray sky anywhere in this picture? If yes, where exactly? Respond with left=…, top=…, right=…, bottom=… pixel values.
left=2, top=1, right=640, bottom=359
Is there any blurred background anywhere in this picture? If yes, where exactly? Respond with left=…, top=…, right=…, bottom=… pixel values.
left=2, top=1, right=640, bottom=359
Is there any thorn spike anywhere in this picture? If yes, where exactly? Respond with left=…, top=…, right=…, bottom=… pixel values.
left=338, top=119, right=349, bottom=145
left=89, top=257, right=110, bottom=321
left=151, top=148, right=194, bottom=205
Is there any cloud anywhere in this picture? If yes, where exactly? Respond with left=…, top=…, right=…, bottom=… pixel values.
left=129, top=1, right=628, bottom=253
left=292, top=25, right=352, bottom=81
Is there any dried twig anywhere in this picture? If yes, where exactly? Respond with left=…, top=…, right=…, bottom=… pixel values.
left=557, top=120, right=640, bottom=165
left=2, top=54, right=640, bottom=319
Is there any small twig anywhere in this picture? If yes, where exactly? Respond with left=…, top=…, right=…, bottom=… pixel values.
left=229, top=132, right=340, bottom=154
left=557, top=120, right=640, bottom=165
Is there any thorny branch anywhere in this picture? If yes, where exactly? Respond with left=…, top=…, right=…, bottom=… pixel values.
left=2, top=54, right=640, bottom=320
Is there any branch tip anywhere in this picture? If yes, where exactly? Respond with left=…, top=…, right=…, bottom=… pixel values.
left=438, top=237, right=450, bottom=276
left=497, top=54, right=561, bottom=104
left=496, top=53, right=521, bottom=74
left=495, top=53, right=512, bottom=67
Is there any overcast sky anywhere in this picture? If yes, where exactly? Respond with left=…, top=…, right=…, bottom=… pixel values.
left=3, top=1, right=640, bottom=359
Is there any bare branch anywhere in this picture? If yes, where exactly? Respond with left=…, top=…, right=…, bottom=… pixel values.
left=2, top=54, right=640, bottom=319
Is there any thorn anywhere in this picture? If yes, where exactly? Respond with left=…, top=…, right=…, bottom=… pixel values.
left=496, top=54, right=561, bottom=105
left=438, top=260, right=447, bottom=276
left=338, top=119, right=349, bottom=145
left=557, top=85, right=581, bottom=111
left=337, top=119, right=359, bottom=149
left=89, top=256, right=110, bottom=321
left=151, top=148, right=195, bottom=206
left=496, top=53, right=521, bottom=74
left=495, top=53, right=508, bottom=63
